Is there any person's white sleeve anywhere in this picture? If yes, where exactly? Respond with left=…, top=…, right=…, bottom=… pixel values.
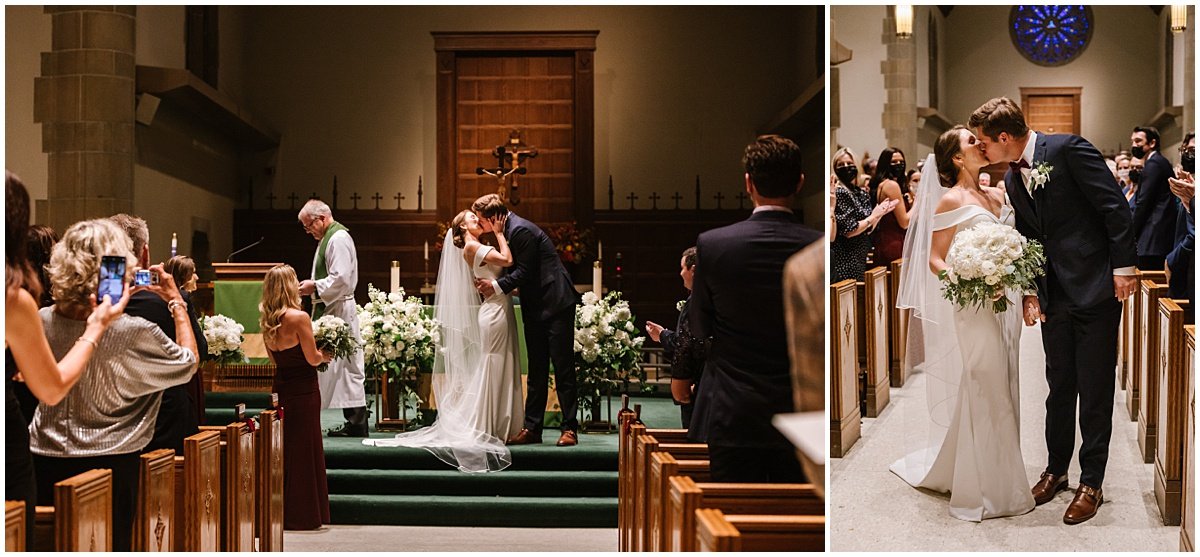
left=316, top=232, right=357, bottom=303
left=1113, top=266, right=1135, bottom=276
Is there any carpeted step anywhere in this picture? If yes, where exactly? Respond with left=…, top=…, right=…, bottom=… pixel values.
left=323, top=438, right=617, bottom=472
left=327, top=469, right=616, bottom=497
left=330, top=494, right=617, bottom=528
left=204, top=391, right=274, bottom=408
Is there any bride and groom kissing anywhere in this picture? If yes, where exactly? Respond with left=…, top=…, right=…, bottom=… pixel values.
left=892, top=97, right=1137, bottom=525
left=364, top=193, right=580, bottom=472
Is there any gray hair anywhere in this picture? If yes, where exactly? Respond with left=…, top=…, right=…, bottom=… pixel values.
left=109, top=213, right=149, bottom=256
left=299, top=199, right=332, bottom=220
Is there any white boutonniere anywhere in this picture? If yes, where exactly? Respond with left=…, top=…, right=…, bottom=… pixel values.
left=676, top=300, right=686, bottom=312
left=1028, top=161, right=1053, bottom=192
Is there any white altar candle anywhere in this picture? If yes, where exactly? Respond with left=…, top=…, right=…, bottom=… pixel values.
left=593, top=261, right=602, bottom=298
left=170, top=232, right=177, bottom=257
left=390, top=261, right=400, bottom=294
left=424, top=241, right=429, bottom=261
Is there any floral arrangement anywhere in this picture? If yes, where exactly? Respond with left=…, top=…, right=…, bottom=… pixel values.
left=574, top=291, right=646, bottom=414
left=312, top=315, right=362, bottom=372
left=357, top=285, right=440, bottom=378
left=199, top=314, right=246, bottom=365
left=544, top=222, right=594, bottom=265
left=940, top=221, right=1046, bottom=313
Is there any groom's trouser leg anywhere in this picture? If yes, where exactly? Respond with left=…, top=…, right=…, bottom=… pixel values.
left=1073, top=297, right=1121, bottom=488
left=547, top=308, right=579, bottom=431
left=523, top=319, right=551, bottom=434
left=1042, top=300, right=1078, bottom=478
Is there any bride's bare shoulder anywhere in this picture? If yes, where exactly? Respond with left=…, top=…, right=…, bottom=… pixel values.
left=934, top=188, right=965, bottom=214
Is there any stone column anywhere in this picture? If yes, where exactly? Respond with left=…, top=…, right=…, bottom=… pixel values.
left=33, top=6, right=136, bottom=232
left=880, top=7, right=917, bottom=159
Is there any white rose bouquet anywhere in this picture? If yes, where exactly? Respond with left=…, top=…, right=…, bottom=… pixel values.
left=357, top=285, right=440, bottom=378
left=199, top=314, right=246, bottom=365
left=574, top=291, right=646, bottom=410
left=940, top=221, right=1046, bottom=313
left=312, top=315, right=361, bottom=372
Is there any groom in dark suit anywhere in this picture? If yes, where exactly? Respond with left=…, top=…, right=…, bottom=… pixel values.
left=687, top=135, right=821, bottom=483
left=971, top=97, right=1137, bottom=525
left=472, top=194, right=581, bottom=447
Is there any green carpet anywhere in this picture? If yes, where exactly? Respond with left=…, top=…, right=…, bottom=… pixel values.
left=204, top=393, right=680, bottom=528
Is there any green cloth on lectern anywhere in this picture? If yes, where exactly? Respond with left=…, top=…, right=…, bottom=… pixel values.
left=214, top=280, right=263, bottom=333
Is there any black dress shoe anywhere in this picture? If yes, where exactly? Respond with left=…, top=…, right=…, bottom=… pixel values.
left=327, top=423, right=369, bottom=438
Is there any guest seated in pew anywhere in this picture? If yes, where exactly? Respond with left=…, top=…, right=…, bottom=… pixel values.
left=688, top=135, right=821, bottom=483
left=5, top=173, right=130, bottom=548
left=1166, top=132, right=1195, bottom=316
left=261, top=264, right=332, bottom=531
left=29, top=218, right=197, bottom=551
left=644, top=246, right=706, bottom=429
left=165, top=255, right=209, bottom=427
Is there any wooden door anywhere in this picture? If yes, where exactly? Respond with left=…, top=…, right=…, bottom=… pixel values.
left=1021, top=87, right=1081, bottom=135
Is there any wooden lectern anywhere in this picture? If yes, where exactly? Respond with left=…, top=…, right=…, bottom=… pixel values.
left=202, top=263, right=282, bottom=392
left=211, top=263, right=283, bottom=281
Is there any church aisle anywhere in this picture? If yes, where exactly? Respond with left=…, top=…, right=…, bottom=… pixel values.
left=830, top=324, right=1179, bottom=551
left=284, top=525, right=616, bottom=552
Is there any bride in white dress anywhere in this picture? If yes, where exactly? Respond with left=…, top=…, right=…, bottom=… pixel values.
left=890, top=126, right=1035, bottom=521
left=364, top=211, right=524, bottom=473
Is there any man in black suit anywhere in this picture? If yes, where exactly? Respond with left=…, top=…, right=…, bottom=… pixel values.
left=110, top=214, right=208, bottom=454
left=472, top=194, right=580, bottom=447
left=686, top=135, right=821, bottom=483
left=971, top=97, right=1137, bottom=525
left=1131, top=125, right=1179, bottom=270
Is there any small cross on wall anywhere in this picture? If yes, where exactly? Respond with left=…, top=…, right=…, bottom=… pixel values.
left=712, top=192, right=726, bottom=209
left=372, top=192, right=382, bottom=210
left=350, top=192, right=362, bottom=209
left=287, top=193, right=299, bottom=209
left=265, top=192, right=276, bottom=210
left=395, top=192, right=405, bottom=210
left=626, top=191, right=639, bottom=210
left=671, top=192, right=683, bottom=209
left=648, top=192, right=661, bottom=210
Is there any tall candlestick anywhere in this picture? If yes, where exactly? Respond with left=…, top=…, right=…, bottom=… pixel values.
left=593, top=261, right=603, bottom=298
left=170, top=233, right=178, bottom=257
left=390, top=260, right=400, bottom=294
left=598, top=240, right=602, bottom=261
left=424, top=241, right=429, bottom=261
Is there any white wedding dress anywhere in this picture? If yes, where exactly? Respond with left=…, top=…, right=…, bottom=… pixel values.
left=364, top=236, right=524, bottom=473
left=892, top=155, right=1035, bottom=522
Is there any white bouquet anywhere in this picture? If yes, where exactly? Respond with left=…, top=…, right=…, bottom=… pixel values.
left=574, top=291, right=646, bottom=407
left=312, top=315, right=361, bottom=372
left=357, top=285, right=440, bottom=377
left=941, top=221, right=1046, bottom=313
left=199, top=314, right=246, bottom=365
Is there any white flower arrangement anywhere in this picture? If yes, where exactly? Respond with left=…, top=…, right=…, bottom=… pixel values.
left=574, top=291, right=646, bottom=412
left=356, top=285, right=440, bottom=377
left=940, top=221, right=1046, bottom=313
left=198, top=314, right=246, bottom=365
left=312, top=314, right=361, bottom=372
left=676, top=299, right=686, bottom=312
left=1028, top=161, right=1053, bottom=192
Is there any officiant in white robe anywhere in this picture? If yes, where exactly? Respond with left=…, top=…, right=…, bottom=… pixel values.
left=298, top=199, right=369, bottom=437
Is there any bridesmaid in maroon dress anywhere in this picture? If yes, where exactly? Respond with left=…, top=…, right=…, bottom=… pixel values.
left=870, top=147, right=913, bottom=265
left=260, top=265, right=332, bottom=530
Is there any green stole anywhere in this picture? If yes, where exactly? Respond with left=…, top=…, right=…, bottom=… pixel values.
left=312, top=220, right=349, bottom=320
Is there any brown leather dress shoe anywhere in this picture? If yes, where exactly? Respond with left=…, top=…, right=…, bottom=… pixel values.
left=1031, top=471, right=1069, bottom=506
left=1063, top=484, right=1103, bottom=525
left=556, top=430, right=578, bottom=447
left=505, top=429, right=542, bottom=445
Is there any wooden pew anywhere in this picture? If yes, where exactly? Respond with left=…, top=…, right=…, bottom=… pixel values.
left=649, top=452, right=711, bottom=552
left=257, top=408, right=285, bottom=552
left=5, top=501, right=25, bottom=551
left=666, top=476, right=823, bottom=552
left=859, top=267, right=890, bottom=417
left=1155, top=299, right=1190, bottom=525
left=1128, top=270, right=1168, bottom=420
left=615, top=401, right=637, bottom=553
left=620, top=420, right=686, bottom=552
left=633, top=433, right=707, bottom=552
left=1182, top=326, right=1195, bottom=552
left=695, top=509, right=824, bottom=552
left=888, top=259, right=909, bottom=388
left=1139, top=279, right=1170, bottom=462
left=35, top=468, right=114, bottom=552
left=200, top=422, right=257, bottom=552
left=830, top=280, right=861, bottom=457
left=133, top=449, right=175, bottom=551
left=175, top=430, right=221, bottom=551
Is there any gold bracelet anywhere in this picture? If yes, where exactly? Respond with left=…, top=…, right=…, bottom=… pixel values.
left=76, top=337, right=98, bottom=349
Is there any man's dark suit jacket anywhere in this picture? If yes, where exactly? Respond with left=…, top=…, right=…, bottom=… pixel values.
left=498, top=213, right=577, bottom=323
left=687, top=209, right=821, bottom=448
left=1133, top=150, right=1181, bottom=258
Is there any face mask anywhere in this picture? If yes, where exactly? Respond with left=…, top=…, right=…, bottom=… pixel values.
left=1182, top=151, right=1195, bottom=174
left=1118, top=169, right=1130, bottom=181
left=1131, top=145, right=1146, bottom=159
left=835, top=165, right=858, bottom=186
left=1129, top=168, right=1142, bottom=184
left=891, top=162, right=906, bottom=178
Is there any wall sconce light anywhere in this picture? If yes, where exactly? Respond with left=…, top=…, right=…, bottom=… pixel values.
left=1171, top=5, right=1187, bottom=34
left=895, top=5, right=914, bottom=39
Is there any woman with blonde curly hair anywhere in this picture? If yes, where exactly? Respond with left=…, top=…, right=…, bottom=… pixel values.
left=260, top=264, right=331, bottom=530
left=29, top=216, right=197, bottom=551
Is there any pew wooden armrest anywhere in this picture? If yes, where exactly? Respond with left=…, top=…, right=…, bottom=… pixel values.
left=5, top=500, right=25, bottom=551
left=695, top=509, right=825, bottom=552
left=667, top=475, right=823, bottom=552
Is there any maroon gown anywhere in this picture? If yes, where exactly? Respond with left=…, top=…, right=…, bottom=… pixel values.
left=270, top=344, right=330, bottom=530
left=872, top=188, right=913, bottom=265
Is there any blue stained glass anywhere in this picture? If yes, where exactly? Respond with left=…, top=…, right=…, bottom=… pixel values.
left=1009, top=5, right=1093, bottom=66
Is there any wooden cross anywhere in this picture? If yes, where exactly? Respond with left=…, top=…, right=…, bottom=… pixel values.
left=287, top=193, right=299, bottom=209
left=395, top=192, right=405, bottom=210
left=371, top=192, right=382, bottom=209
left=671, top=192, right=683, bottom=209
left=648, top=192, right=661, bottom=210
left=350, top=192, right=361, bottom=209
left=712, top=191, right=725, bottom=209
left=626, top=192, right=639, bottom=210
left=476, top=130, right=538, bottom=205
left=735, top=191, right=749, bottom=209
left=265, top=192, right=276, bottom=210
left=309, top=192, right=319, bottom=200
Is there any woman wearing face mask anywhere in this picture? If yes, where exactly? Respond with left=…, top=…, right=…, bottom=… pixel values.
left=831, top=147, right=898, bottom=283
left=1114, top=154, right=1135, bottom=209
left=870, top=147, right=912, bottom=265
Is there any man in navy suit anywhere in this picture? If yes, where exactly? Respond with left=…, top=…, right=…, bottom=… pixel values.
left=971, top=97, right=1137, bottom=525
left=1131, top=125, right=1179, bottom=270
left=472, top=194, right=581, bottom=447
left=686, top=135, right=821, bottom=483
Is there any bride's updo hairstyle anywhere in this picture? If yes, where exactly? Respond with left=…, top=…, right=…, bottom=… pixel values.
left=449, top=210, right=470, bottom=249
left=934, top=125, right=967, bottom=189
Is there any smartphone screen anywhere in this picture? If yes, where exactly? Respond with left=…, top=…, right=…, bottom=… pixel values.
left=98, top=255, right=126, bottom=303
left=134, top=269, right=152, bottom=287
